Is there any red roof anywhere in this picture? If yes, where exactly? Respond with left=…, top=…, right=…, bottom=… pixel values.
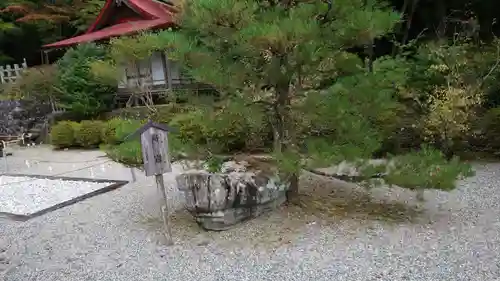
left=43, top=19, right=173, bottom=48
left=43, top=0, right=176, bottom=49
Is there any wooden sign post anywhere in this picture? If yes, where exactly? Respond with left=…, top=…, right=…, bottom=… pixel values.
left=130, top=120, right=174, bottom=245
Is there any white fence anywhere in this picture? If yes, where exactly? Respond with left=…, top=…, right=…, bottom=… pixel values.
left=0, top=59, right=28, bottom=84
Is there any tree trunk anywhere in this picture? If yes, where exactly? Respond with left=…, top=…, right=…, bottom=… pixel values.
left=400, top=0, right=420, bottom=47
left=435, top=0, right=447, bottom=39
left=366, top=41, right=374, bottom=72
left=391, top=0, right=411, bottom=56
left=274, top=77, right=299, bottom=202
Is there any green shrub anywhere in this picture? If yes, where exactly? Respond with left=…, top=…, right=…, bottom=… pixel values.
left=101, top=118, right=143, bottom=145
left=205, top=103, right=270, bottom=152
left=169, top=103, right=271, bottom=154
left=114, top=119, right=143, bottom=141
left=75, top=120, right=104, bottom=148
left=50, top=121, right=80, bottom=149
left=105, top=140, right=143, bottom=166
left=169, top=109, right=209, bottom=145
left=151, top=103, right=194, bottom=124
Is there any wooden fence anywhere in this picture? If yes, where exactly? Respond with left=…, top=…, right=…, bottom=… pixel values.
left=0, top=59, right=28, bottom=84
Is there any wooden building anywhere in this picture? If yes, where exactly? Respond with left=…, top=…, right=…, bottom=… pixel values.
left=42, top=0, right=202, bottom=107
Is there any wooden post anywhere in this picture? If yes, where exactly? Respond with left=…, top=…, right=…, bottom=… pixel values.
left=5, top=65, right=12, bottom=83
left=2, top=141, right=8, bottom=172
left=0, top=66, right=5, bottom=84
left=155, top=174, right=173, bottom=245
left=130, top=167, right=137, bottom=182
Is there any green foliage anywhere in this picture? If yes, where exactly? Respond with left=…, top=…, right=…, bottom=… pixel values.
left=103, top=126, right=186, bottom=167
left=100, top=118, right=144, bottom=164
left=114, top=119, right=143, bottom=141
left=75, top=120, right=104, bottom=148
left=169, top=109, right=208, bottom=145
left=168, top=101, right=270, bottom=155
left=205, top=100, right=270, bottom=152
left=71, top=0, right=104, bottom=32
left=384, top=146, right=474, bottom=191
left=101, top=118, right=143, bottom=146
left=105, top=103, right=193, bottom=123
left=146, top=0, right=404, bottom=176
left=393, top=39, right=500, bottom=155
left=150, top=103, right=195, bottom=124
left=55, top=43, right=115, bottom=118
left=104, top=0, right=476, bottom=195
left=101, top=118, right=124, bottom=145
left=479, top=108, right=500, bottom=152
left=50, top=121, right=80, bottom=149
left=105, top=140, right=143, bottom=167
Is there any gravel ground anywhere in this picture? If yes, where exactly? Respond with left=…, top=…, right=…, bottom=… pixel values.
left=0, top=175, right=115, bottom=216
left=0, top=145, right=499, bottom=281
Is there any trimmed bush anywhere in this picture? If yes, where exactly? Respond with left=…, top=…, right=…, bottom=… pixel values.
left=51, top=121, right=80, bottom=149
left=75, top=120, right=104, bottom=148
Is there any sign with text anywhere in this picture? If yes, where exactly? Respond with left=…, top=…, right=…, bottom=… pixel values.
left=140, top=126, right=172, bottom=176
left=128, top=120, right=173, bottom=177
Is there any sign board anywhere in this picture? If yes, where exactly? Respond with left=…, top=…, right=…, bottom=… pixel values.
left=127, top=120, right=173, bottom=177
left=141, top=127, right=171, bottom=176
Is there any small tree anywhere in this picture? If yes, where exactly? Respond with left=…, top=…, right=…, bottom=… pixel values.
left=108, top=0, right=473, bottom=200
left=56, top=43, right=115, bottom=118
left=1, top=64, right=58, bottom=103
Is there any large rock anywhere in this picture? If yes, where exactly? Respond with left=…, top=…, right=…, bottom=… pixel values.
left=176, top=166, right=289, bottom=230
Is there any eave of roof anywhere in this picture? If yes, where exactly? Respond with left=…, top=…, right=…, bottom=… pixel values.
left=43, top=0, right=177, bottom=49
left=43, top=19, right=172, bottom=49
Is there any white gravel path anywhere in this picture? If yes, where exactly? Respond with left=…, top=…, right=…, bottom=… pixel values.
left=0, top=146, right=499, bottom=281
left=0, top=175, right=115, bottom=216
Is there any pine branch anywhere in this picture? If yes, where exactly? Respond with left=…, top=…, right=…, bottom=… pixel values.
left=303, top=167, right=386, bottom=183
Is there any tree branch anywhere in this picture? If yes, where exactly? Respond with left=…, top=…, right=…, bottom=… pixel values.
left=302, top=167, right=386, bottom=183
left=479, top=42, right=500, bottom=87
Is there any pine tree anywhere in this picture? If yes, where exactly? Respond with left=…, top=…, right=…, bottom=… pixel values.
left=108, top=0, right=474, bottom=200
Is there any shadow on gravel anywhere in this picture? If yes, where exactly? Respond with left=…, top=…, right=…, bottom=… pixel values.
left=291, top=192, right=424, bottom=223
left=140, top=174, right=428, bottom=249
left=292, top=172, right=426, bottom=224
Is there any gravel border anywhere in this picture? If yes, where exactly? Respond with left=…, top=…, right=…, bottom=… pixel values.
left=0, top=174, right=128, bottom=221
left=0, top=147, right=499, bottom=281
